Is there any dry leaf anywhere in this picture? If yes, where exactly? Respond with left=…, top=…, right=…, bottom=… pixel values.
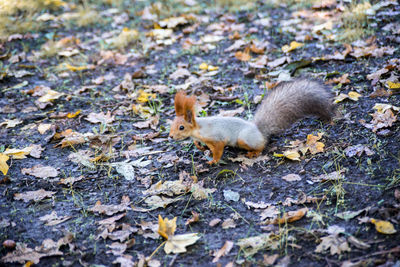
left=21, top=165, right=58, bottom=178
left=263, top=207, right=308, bottom=225
left=306, top=133, right=325, bottom=154
left=282, top=173, right=301, bottom=182
left=315, top=234, right=350, bottom=255
left=0, top=118, right=23, bottom=128
left=14, top=189, right=56, bottom=202
left=212, top=241, right=234, bottom=263
left=237, top=233, right=279, bottom=257
left=235, top=47, right=251, bottom=61
left=89, top=196, right=131, bottom=216
left=158, top=215, right=177, bottom=239
left=0, top=153, right=10, bottom=175
left=185, top=211, right=200, bottom=225
left=164, top=233, right=200, bottom=254
left=85, top=111, right=115, bottom=124
left=158, top=215, right=200, bottom=254
left=169, top=67, right=191, bottom=80
left=281, top=41, right=303, bottom=53
left=4, top=147, right=33, bottom=159
left=370, top=219, right=397, bottom=234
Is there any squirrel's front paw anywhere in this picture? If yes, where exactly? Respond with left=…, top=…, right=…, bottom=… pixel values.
left=207, top=160, right=218, bottom=165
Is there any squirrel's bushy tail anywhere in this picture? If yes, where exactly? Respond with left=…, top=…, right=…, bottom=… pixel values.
left=254, top=78, right=334, bottom=138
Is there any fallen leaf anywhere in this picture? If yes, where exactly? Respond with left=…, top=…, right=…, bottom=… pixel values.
left=14, top=189, right=56, bottom=202
left=282, top=173, right=301, bottom=182
left=89, top=196, right=131, bottom=216
left=39, top=211, right=72, bottom=226
left=306, top=133, right=325, bottom=154
left=212, top=241, right=234, bottom=263
left=21, top=165, right=58, bottom=178
left=370, top=219, right=397, bottom=234
left=37, top=89, right=64, bottom=103
left=263, top=207, right=308, bottom=225
left=185, top=211, right=200, bottom=226
left=0, top=118, right=23, bottom=128
left=164, top=233, right=200, bottom=254
left=235, top=47, right=251, bottom=62
left=85, top=111, right=115, bottom=124
left=0, top=153, right=10, bottom=175
left=237, top=233, right=279, bottom=257
left=4, top=147, right=33, bottom=159
left=312, top=169, right=346, bottom=183
left=222, top=218, right=236, bottom=229
left=315, top=234, right=350, bottom=255
left=282, top=41, right=303, bottom=53
left=169, top=67, right=191, bottom=80
left=158, top=215, right=200, bottom=254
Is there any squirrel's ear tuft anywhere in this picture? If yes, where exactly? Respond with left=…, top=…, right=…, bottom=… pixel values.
left=174, top=91, right=186, bottom=116
left=184, top=95, right=196, bottom=124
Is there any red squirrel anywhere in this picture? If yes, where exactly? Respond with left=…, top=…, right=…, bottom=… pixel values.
left=169, top=79, right=334, bottom=164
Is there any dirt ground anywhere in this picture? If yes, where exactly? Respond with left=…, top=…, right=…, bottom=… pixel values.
left=1, top=0, right=400, bottom=266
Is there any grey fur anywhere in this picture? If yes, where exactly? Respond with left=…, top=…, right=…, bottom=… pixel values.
left=253, top=78, right=334, bottom=140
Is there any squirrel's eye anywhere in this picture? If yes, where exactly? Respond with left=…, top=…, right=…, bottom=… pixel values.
left=179, top=125, right=184, bottom=131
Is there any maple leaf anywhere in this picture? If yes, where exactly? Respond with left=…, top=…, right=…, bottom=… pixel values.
left=158, top=215, right=200, bottom=254
left=85, top=111, right=115, bottom=124
left=306, top=133, right=325, bottom=154
left=0, top=153, right=10, bottom=175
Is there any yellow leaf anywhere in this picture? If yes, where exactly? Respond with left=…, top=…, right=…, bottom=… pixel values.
left=137, top=90, right=156, bottom=103
left=67, top=110, right=81, bottom=118
left=264, top=207, right=308, bottom=224
left=273, top=152, right=284, bottom=158
left=64, top=63, right=94, bottom=72
left=282, top=41, right=304, bottom=53
left=0, top=153, right=9, bottom=175
left=334, top=93, right=348, bottom=103
left=373, top=103, right=400, bottom=113
left=283, top=150, right=301, bottom=161
left=207, top=65, right=219, bottom=71
left=387, top=81, right=400, bottom=89
left=4, top=147, right=33, bottom=159
left=199, top=62, right=208, bottom=70
left=348, top=91, right=362, bottom=101
left=158, top=215, right=177, bottom=240
left=37, top=89, right=64, bottom=103
left=370, top=218, right=397, bottom=234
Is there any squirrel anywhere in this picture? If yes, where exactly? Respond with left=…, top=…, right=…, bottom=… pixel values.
left=169, top=78, right=334, bottom=164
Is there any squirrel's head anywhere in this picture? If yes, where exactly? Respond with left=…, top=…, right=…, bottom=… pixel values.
left=169, top=91, right=197, bottom=140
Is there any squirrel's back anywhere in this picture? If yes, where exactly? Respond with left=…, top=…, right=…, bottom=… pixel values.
left=253, top=78, right=334, bottom=137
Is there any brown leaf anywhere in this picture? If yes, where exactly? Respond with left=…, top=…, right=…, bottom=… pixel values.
left=14, top=189, right=56, bottom=202
left=89, top=196, right=131, bottom=216
left=85, top=111, right=115, bottom=124
left=263, top=207, right=308, bottom=225
left=185, top=211, right=200, bottom=225
left=235, top=47, right=251, bottom=61
left=21, top=165, right=58, bottom=178
left=212, top=241, right=234, bottom=263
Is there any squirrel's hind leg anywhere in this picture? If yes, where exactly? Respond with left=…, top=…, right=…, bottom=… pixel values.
left=237, top=138, right=264, bottom=159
